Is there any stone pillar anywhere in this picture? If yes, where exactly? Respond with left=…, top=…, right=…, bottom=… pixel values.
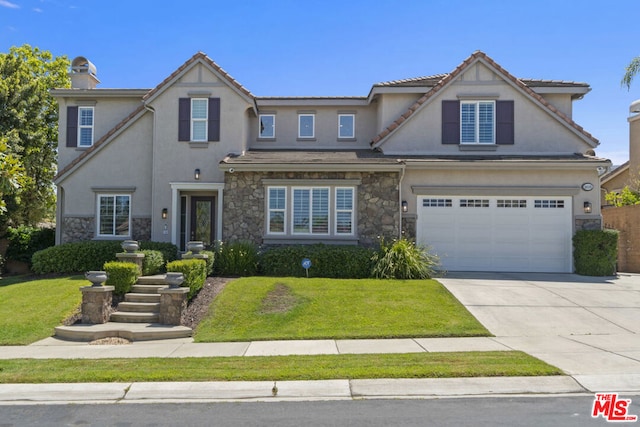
left=80, top=286, right=115, bottom=324
left=115, top=252, right=145, bottom=274
left=159, top=287, right=189, bottom=325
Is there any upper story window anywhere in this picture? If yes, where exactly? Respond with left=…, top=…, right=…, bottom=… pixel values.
left=178, top=97, right=220, bottom=143
left=259, top=114, right=275, bottom=139
left=298, top=113, right=315, bottom=139
left=191, top=98, right=208, bottom=142
left=442, top=100, right=514, bottom=146
left=461, top=101, right=494, bottom=144
left=78, top=107, right=94, bottom=147
left=338, top=114, right=355, bottom=139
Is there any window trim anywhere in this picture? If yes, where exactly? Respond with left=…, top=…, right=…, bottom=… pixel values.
left=191, top=98, right=208, bottom=142
left=460, top=100, right=495, bottom=144
left=96, top=194, right=131, bottom=238
left=77, top=106, right=94, bottom=147
left=334, top=187, right=355, bottom=235
left=338, top=114, right=355, bottom=139
left=298, top=113, right=315, bottom=139
left=267, top=187, right=286, bottom=234
left=259, top=114, right=276, bottom=139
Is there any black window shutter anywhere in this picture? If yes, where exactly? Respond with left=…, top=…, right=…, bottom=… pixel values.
left=441, top=100, right=460, bottom=144
left=178, top=98, right=190, bottom=141
left=496, top=100, right=514, bottom=145
left=66, top=106, right=78, bottom=147
left=208, top=98, right=220, bottom=142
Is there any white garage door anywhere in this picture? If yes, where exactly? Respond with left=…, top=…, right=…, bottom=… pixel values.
left=416, top=196, right=572, bottom=273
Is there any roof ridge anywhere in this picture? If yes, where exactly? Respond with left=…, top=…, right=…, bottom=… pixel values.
left=370, top=51, right=598, bottom=147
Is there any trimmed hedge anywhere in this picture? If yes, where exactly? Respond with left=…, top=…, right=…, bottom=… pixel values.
left=573, top=229, right=619, bottom=276
left=260, top=244, right=376, bottom=278
left=141, top=250, right=164, bottom=276
left=214, top=240, right=259, bottom=276
left=104, top=261, right=139, bottom=295
left=31, top=240, right=178, bottom=274
left=166, top=258, right=207, bottom=299
left=5, top=226, right=55, bottom=265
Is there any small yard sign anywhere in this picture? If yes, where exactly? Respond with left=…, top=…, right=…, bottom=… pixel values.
left=302, top=258, right=312, bottom=277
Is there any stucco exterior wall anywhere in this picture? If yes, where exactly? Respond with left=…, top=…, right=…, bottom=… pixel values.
left=630, top=114, right=640, bottom=177
left=380, top=63, right=591, bottom=156
left=376, top=93, right=422, bottom=134
left=537, top=93, right=573, bottom=118
left=56, top=96, right=145, bottom=171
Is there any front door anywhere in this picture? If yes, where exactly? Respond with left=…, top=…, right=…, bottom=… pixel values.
left=190, top=196, right=215, bottom=247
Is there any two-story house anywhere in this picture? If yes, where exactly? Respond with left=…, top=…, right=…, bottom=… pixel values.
left=52, top=51, right=609, bottom=273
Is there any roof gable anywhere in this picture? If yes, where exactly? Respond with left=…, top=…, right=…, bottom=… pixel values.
left=370, top=51, right=599, bottom=149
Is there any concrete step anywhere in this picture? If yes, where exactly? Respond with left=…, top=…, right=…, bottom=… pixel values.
left=54, top=323, right=193, bottom=342
left=110, top=311, right=160, bottom=323
left=136, top=275, right=167, bottom=286
left=125, top=293, right=161, bottom=303
left=131, top=284, right=166, bottom=294
left=117, top=302, right=160, bottom=313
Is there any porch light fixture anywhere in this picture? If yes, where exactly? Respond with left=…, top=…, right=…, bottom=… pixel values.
left=161, top=208, right=168, bottom=219
left=584, top=201, right=592, bottom=214
left=194, top=168, right=200, bottom=180
left=402, top=200, right=408, bottom=213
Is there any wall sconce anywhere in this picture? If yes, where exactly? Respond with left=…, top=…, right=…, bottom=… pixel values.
left=161, top=208, right=168, bottom=219
left=402, top=200, right=408, bottom=213
left=584, top=201, right=592, bottom=214
left=194, top=168, right=200, bottom=180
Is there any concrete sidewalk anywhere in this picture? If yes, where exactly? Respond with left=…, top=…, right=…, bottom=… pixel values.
left=2, top=272, right=640, bottom=403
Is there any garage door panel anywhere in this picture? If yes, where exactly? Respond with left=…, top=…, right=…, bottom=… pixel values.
left=417, top=196, right=571, bottom=273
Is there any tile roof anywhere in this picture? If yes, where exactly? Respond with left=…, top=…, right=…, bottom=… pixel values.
left=370, top=51, right=599, bottom=148
left=375, top=75, right=588, bottom=89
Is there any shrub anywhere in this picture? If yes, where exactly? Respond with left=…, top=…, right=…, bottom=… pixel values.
left=5, top=225, right=55, bottom=265
left=104, top=261, right=140, bottom=295
left=32, top=240, right=122, bottom=274
left=141, top=250, right=164, bottom=276
left=139, top=241, right=178, bottom=263
left=372, top=238, right=440, bottom=279
left=200, top=250, right=215, bottom=276
left=260, top=244, right=375, bottom=278
left=0, top=253, right=4, bottom=275
left=573, top=229, right=618, bottom=276
left=166, top=258, right=207, bottom=299
left=214, top=240, right=259, bottom=276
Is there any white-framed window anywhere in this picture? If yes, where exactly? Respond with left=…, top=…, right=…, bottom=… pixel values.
left=78, top=106, right=94, bottom=147
left=298, top=114, right=315, bottom=139
left=268, top=187, right=286, bottom=234
left=259, top=114, right=275, bottom=139
left=97, top=194, right=131, bottom=237
left=338, top=114, right=355, bottom=139
left=191, top=98, right=208, bottom=142
left=461, top=101, right=495, bottom=144
left=335, top=187, right=354, bottom=235
left=293, top=187, right=329, bottom=234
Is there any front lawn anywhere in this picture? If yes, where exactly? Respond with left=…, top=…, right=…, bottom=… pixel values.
left=0, top=275, right=83, bottom=345
left=195, top=277, right=490, bottom=342
left=0, top=351, right=561, bottom=383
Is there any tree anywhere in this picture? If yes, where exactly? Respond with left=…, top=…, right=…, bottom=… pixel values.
left=0, top=45, right=70, bottom=233
left=622, top=56, right=640, bottom=90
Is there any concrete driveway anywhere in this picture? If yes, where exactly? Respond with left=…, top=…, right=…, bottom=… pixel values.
left=438, top=272, right=640, bottom=386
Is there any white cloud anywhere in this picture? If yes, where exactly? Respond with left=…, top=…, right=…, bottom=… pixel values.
left=0, top=0, right=19, bottom=9
left=33, top=7, right=42, bottom=12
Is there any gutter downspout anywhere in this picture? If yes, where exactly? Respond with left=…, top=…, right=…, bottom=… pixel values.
left=398, top=160, right=406, bottom=240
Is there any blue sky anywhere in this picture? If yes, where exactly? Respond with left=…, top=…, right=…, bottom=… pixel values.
left=2, top=0, right=639, bottom=165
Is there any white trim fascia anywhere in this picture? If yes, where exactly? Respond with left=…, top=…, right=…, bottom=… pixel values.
left=404, top=158, right=611, bottom=171
left=169, top=182, right=225, bottom=245
left=257, top=98, right=368, bottom=107
left=411, top=185, right=581, bottom=196
left=218, top=163, right=404, bottom=172
left=50, top=89, right=150, bottom=98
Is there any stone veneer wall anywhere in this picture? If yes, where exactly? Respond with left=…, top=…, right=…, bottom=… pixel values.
left=61, top=216, right=151, bottom=243
left=223, top=171, right=400, bottom=246
left=575, top=217, right=602, bottom=231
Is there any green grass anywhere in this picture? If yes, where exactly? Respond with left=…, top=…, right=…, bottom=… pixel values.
left=0, top=275, right=83, bottom=345
left=195, top=277, right=490, bottom=342
left=0, top=351, right=561, bottom=383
